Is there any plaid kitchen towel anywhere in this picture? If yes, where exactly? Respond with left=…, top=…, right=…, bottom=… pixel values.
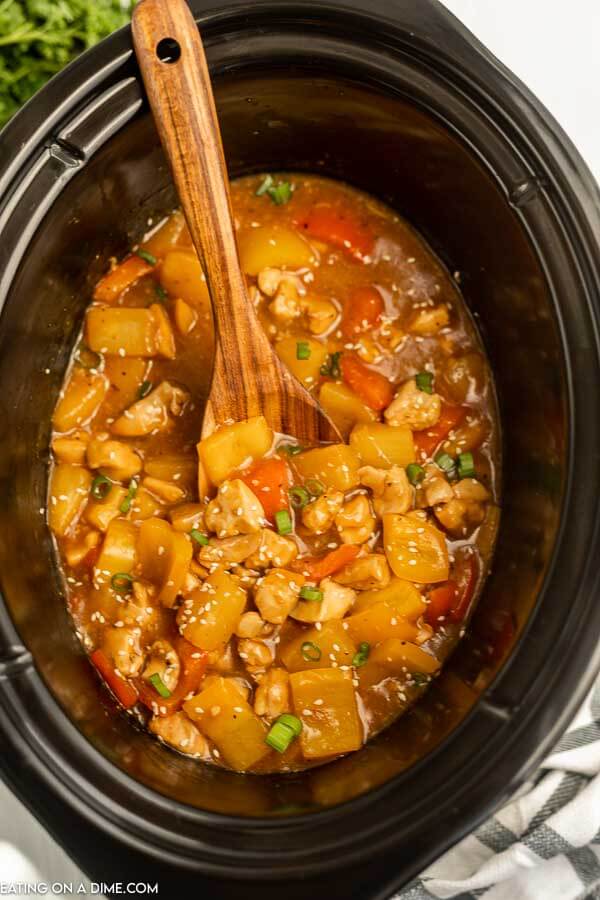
left=396, top=678, right=600, bottom=900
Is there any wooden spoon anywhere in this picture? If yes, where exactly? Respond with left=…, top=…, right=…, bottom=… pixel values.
left=132, top=0, right=341, bottom=444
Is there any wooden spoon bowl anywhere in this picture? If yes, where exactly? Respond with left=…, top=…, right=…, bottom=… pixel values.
left=132, top=0, right=341, bottom=444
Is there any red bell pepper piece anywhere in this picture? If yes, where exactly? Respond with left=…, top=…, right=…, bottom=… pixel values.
left=414, top=402, right=467, bottom=459
left=426, top=552, right=479, bottom=627
left=239, top=457, right=290, bottom=524
left=90, top=649, right=139, bottom=709
left=340, top=353, right=394, bottom=411
left=291, top=544, right=360, bottom=581
left=298, top=205, right=374, bottom=256
left=341, top=285, right=384, bottom=340
left=93, top=254, right=154, bottom=304
left=425, top=581, right=458, bottom=626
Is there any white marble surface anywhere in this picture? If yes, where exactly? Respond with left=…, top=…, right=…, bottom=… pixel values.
left=2, top=0, right=599, bottom=888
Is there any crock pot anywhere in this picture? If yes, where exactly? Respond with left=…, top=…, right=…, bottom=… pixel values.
left=1, top=1, right=600, bottom=897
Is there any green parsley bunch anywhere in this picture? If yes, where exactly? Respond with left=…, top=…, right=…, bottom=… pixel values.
left=0, top=0, right=135, bottom=129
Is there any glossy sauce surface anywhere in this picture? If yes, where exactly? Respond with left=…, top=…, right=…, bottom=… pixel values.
left=49, top=174, right=500, bottom=773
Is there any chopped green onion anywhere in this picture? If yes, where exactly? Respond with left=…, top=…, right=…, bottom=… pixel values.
left=149, top=672, right=171, bottom=699
left=415, top=371, right=434, bottom=394
left=406, top=463, right=425, bottom=485
left=265, top=714, right=302, bottom=753
left=91, top=475, right=112, bottom=501
left=412, top=672, right=429, bottom=686
left=256, top=174, right=274, bottom=196
left=119, top=478, right=138, bottom=514
left=154, top=283, right=168, bottom=301
left=320, top=351, right=342, bottom=378
left=457, top=451, right=476, bottom=479
left=111, top=572, right=134, bottom=594
left=136, top=249, right=157, bottom=265
left=289, top=486, right=310, bottom=509
left=278, top=442, right=304, bottom=456
left=274, top=509, right=293, bottom=535
left=305, top=478, right=325, bottom=498
left=137, top=380, right=153, bottom=400
left=435, top=452, right=456, bottom=477
left=352, top=641, right=370, bottom=667
left=190, top=529, right=209, bottom=546
left=269, top=182, right=293, bottom=205
left=299, top=586, right=323, bottom=602
left=255, top=174, right=293, bottom=205
left=296, top=341, right=311, bottom=360
left=277, top=713, right=303, bottom=737
left=301, top=641, right=321, bottom=662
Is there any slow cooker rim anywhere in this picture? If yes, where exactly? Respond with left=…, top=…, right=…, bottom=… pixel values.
left=1, top=0, right=600, bottom=884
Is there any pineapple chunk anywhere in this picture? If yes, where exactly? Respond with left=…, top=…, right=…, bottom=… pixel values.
left=197, top=416, right=273, bottom=486
left=349, top=423, right=415, bottom=469
left=137, top=518, right=192, bottom=607
left=383, top=514, right=449, bottom=583
left=290, top=668, right=362, bottom=759
left=280, top=621, right=356, bottom=672
left=177, top=570, right=246, bottom=650
left=184, top=677, right=270, bottom=771
left=293, top=444, right=360, bottom=492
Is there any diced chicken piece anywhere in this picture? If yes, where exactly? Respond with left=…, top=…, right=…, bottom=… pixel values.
left=335, top=553, right=391, bottom=590
left=205, top=479, right=265, bottom=538
left=142, top=639, right=181, bottom=692
left=360, top=465, right=413, bottom=516
left=406, top=304, right=450, bottom=335
left=86, top=437, right=142, bottom=481
left=198, top=533, right=261, bottom=566
left=235, top=611, right=270, bottom=639
left=101, top=626, right=144, bottom=678
left=258, top=268, right=306, bottom=322
left=254, top=568, right=305, bottom=624
left=52, top=431, right=90, bottom=465
left=237, top=638, right=274, bottom=673
left=423, top=464, right=454, bottom=507
left=245, top=529, right=298, bottom=569
left=254, top=668, right=290, bottom=719
left=434, top=498, right=486, bottom=535
left=384, top=377, right=442, bottom=431
left=149, top=712, right=207, bottom=756
left=206, top=643, right=236, bottom=673
left=111, top=381, right=190, bottom=437
left=230, top=566, right=261, bottom=590
left=302, top=296, right=338, bottom=335
left=433, top=478, right=490, bottom=536
left=123, top=583, right=160, bottom=630
left=290, top=577, right=356, bottom=623
left=301, top=490, right=345, bottom=534
left=335, top=495, right=376, bottom=544
left=452, top=478, right=490, bottom=503
left=142, top=476, right=186, bottom=504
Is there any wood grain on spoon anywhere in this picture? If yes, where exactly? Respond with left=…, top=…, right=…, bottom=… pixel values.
left=131, top=0, right=341, bottom=444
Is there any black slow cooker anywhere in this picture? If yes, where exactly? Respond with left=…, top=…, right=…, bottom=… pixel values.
left=1, top=1, right=600, bottom=897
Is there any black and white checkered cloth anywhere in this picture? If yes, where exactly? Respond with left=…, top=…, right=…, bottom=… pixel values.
left=395, top=678, right=600, bottom=900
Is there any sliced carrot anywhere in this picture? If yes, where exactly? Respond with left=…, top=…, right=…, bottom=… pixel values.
left=291, top=544, right=360, bottom=581
left=340, top=353, right=394, bottom=411
left=341, top=285, right=384, bottom=340
left=136, top=637, right=208, bottom=716
left=90, top=649, right=139, bottom=709
left=93, top=254, right=154, bottom=304
left=413, top=402, right=467, bottom=459
left=425, top=581, right=458, bottom=626
left=299, top=205, right=374, bottom=256
left=239, top=457, right=291, bottom=524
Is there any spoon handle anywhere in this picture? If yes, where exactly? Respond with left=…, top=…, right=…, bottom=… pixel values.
left=132, top=0, right=256, bottom=343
